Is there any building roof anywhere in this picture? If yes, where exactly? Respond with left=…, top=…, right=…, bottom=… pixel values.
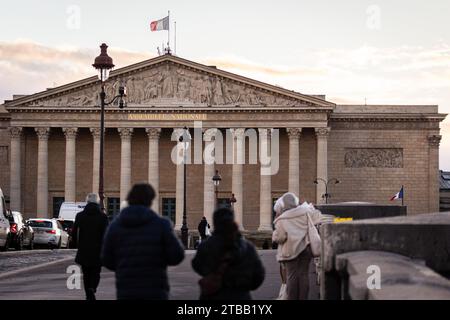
left=440, top=170, right=450, bottom=190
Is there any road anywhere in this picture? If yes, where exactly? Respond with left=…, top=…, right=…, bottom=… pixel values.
left=0, top=250, right=319, bottom=300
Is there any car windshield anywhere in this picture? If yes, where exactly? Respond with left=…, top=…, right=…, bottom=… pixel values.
left=28, top=220, right=52, bottom=228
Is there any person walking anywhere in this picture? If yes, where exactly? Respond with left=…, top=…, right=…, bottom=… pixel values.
left=272, top=192, right=322, bottom=300
left=72, top=193, right=109, bottom=301
left=192, top=207, right=265, bottom=300
left=101, top=183, right=185, bottom=300
left=197, top=216, right=210, bottom=241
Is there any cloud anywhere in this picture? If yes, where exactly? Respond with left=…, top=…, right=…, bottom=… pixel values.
left=0, top=40, right=449, bottom=168
left=0, top=39, right=152, bottom=100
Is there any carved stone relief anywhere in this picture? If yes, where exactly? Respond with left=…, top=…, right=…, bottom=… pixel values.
left=28, top=64, right=308, bottom=107
left=344, top=148, right=403, bottom=168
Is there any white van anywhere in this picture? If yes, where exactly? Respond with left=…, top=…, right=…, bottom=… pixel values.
left=0, top=188, right=11, bottom=251
left=58, top=202, right=86, bottom=221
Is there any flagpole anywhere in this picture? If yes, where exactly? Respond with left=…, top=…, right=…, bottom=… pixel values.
left=402, top=185, right=404, bottom=206
left=174, top=21, right=177, bottom=55
left=168, top=10, right=170, bottom=53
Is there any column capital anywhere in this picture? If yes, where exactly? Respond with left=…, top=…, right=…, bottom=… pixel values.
left=287, top=128, right=302, bottom=138
left=315, top=127, right=331, bottom=138
left=35, top=127, right=50, bottom=140
left=62, top=127, right=78, bottom=139
left=146, top=128, right=161, bottom=139
left=428, top=134, right=442, bottom=148
left=258, top=128, right=272, bottom=138
left=9, top=127, right=23, bottom=139
left=203, top=128, right=218, bottom=142
left=231, top=128, right=246, bottom=139
left=90, top=128, right=103, bottom=139
left=118, top=127, right=134, bottom=139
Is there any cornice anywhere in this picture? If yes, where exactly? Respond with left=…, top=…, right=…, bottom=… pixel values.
left=331, top=113, right=447, bottom=122
left=6, top=106, right=334, bottom=114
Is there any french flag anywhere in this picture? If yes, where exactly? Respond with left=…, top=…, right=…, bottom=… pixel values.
left=390, top=186, right=404, bottom=201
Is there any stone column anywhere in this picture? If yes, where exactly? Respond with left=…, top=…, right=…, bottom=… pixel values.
left=9, top=127, right=22, bottom=212
left=173, top=128, right=185, bottom=230
left=35, top=127, right=50, bottom=217
left=146, top=128, right=161, bottom=212
left=287, top=128, right=302, bottom=197
left=118, top=128, right=133, bottom=202
left=258, top=128, right=273, bottom=231
left=90, top=128, right=101, bottom=194
left=232, top=128, right=245, bottom=230
left=62, top=128, right=78, bottom=202
left=315, top=127, right=330, bottom=204
left=203, top=129, right=217, bottom=225
left=428, top=134, right=441, bottom=213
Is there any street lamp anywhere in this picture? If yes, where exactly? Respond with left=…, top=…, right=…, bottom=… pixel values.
left=212, top=170, right=222, bottom=209
left=178, top=126, right=191, bottom=248
left=313, top=178, right=340, bottom=204
left=92, top=43, right=127, bottom=212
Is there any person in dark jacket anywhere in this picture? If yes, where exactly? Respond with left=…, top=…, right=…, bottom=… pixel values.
left=72, top=193, right=108, bottom=300
left=197, top=216, right=210, bottom=241
left=192, top=207, right=265, bottom=300
left=101, top=183, right=185, bottom=300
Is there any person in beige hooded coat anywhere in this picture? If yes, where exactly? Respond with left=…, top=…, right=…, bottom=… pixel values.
left=272, top=192, right=322, bottom=300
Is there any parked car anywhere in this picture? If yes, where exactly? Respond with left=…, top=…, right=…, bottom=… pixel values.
left=8, top=211, right=34, bottom=250
left=0, top=188, right=11, bottom=251
left=58, top=202, right=86, bottom=248
left=57, top=219, right=75, bottom=248
left=28, top=218, right=69, bottom=249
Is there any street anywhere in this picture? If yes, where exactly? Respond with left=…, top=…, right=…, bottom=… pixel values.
left=0, top=249, right=319, bottom=300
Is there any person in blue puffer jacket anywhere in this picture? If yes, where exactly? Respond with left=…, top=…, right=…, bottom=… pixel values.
left=101, top=183, right=185, bottom=300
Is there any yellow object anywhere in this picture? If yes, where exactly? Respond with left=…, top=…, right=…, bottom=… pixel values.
left=334, top=217, right=353, bottom=223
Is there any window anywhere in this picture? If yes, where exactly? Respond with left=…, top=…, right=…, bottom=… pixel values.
left=218, top=198, right=231, bottom=209
left=107, top=197, right=121, bottom=220
left=52, top=197, right=65, bottom=218
left=162, top=198, right=176, bottom=224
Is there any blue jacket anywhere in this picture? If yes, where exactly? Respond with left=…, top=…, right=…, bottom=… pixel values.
left=101, top=205, right=185, bottom=300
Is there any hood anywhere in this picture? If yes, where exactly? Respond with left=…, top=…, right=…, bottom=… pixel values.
left=273, top=202, right=314, bottom=223
left=117, top=205, right=155, bottom=228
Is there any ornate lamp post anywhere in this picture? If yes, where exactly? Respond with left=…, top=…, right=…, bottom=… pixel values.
left=212, top=170, right=222, bottom=209
left=313, top=178, right=340, bottom=204
left=178, top=126, right=191, bottom=247
left=92, top=43, right=126, bottom=212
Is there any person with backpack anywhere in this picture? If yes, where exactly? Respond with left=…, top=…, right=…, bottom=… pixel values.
left=192, top=207, right=265, bottom=300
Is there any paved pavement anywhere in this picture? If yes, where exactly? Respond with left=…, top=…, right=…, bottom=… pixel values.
left=0, top=250, right=319, bottom=300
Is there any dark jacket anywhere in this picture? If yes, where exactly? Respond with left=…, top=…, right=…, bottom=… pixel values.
left=101, top=205, right=185, bottom=300
left=73, top=202, right=109, bottom=267
left=198, top=218, right=210, bottom=239
left=192, top=233, right=265, bottom=300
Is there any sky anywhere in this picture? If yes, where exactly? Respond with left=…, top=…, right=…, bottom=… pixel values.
left=0, top=0, right=449, bottom=169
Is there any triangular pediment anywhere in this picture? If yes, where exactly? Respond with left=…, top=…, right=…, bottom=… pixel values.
left=4, top=54, right=335, bottom=109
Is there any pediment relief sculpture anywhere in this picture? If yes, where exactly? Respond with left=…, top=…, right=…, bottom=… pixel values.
left=28, top=64, right=311, bottom=108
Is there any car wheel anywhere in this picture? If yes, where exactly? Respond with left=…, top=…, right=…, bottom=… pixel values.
left=29, top=237, right=34, bottom=250
left=0, top=237, right=10, bottom=252
left=15, top=236, right=24, bottom=251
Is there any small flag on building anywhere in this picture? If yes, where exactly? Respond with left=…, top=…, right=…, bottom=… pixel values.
left=390, top=186, right=404, bottom=201
left=150, top=15, right=169, bottom=31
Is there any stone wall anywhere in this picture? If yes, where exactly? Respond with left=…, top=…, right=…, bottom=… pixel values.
left=328, top=123, right=439, bottom=214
